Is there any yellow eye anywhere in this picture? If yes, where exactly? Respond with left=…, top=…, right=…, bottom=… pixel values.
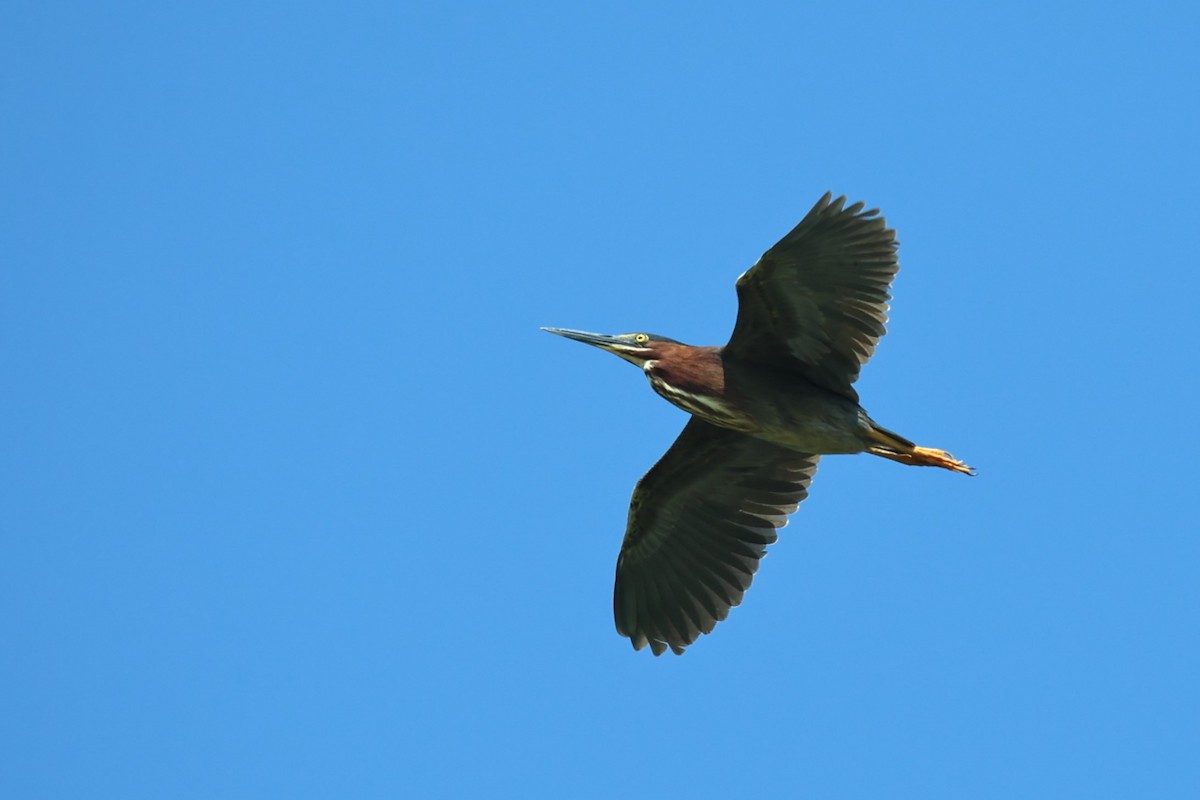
left=634, top=334, right=649, bottom=344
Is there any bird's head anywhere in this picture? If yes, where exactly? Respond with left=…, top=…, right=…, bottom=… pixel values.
left=541, top=327, right=684, bottom=368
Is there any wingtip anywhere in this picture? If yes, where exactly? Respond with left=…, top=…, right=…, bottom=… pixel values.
left=627, top=630, right=688, bottom=657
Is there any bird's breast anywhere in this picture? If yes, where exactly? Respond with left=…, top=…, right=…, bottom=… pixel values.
left=643, top=360, right=758, bottom=432
left=649, top=355, right=870, bottom=454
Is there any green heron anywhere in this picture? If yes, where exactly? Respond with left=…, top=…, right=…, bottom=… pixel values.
left=545, top=192, right=973, bottom=656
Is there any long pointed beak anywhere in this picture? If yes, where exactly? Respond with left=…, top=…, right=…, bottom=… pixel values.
left=542, top=326, right=653, bottom=367
left=541, top=327, right=626, bottom=349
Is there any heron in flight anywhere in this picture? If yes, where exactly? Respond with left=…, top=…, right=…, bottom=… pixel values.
left=545, top=193, right=973, bottom=656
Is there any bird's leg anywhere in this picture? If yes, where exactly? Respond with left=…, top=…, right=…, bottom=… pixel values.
left=868, top=445, right=976, bottom=475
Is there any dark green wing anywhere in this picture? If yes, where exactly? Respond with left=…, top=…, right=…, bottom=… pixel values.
left=614, top=418, right=819, bottom=656
left=725, top=192, right=899, bottom=401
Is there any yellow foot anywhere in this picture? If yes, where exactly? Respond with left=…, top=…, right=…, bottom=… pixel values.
left=908, top=446, right=975, bottom=475
left=870, top=445, right=976, bottom=475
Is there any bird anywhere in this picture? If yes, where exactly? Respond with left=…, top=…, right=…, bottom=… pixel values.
left=543, top=192, right=973, bottom=656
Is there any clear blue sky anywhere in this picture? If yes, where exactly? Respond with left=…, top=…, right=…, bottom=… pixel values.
left=4, top=2, right=1197, bottom=798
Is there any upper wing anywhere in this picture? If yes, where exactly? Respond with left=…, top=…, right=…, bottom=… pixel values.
left=614, top=418, right=819, bottom=656
left=725, top=192, right=899, bottom=401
